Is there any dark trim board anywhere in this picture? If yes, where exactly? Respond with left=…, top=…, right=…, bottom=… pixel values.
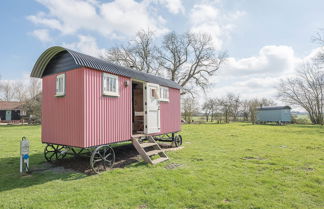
left=31, top=46, right=182, bottom=89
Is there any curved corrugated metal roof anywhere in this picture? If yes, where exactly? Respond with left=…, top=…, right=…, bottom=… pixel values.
left=31, top=46, right=182, bottom=89
left=256, top=106, right=291, bottom=110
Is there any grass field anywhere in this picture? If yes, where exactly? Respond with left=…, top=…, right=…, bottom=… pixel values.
left=0, top=123, right=323, bottom=209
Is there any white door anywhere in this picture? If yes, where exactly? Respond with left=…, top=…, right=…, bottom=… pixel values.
left=145, top=83, right=160, bottom=134
left=5, top=111, right=11, bottom=121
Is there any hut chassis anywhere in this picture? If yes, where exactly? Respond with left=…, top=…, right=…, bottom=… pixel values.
left=43, top=132, right=182, bottom=173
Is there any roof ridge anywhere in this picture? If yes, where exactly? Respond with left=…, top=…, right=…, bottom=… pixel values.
left=66, top=48, right=178, bottom=86
left=32, top=46, right=182, bottom=89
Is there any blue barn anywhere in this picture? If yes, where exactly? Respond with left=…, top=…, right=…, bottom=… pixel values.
left=256, top=106, right=292, bottom=124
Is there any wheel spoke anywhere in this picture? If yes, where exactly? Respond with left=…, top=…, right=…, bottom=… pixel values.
left=94, top=158, right=103, bottom=163
left=90, top=145, right=115, bottom=173
left=104, top=153, right=111, bottom=160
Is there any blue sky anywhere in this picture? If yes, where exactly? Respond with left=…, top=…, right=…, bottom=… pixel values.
left=1, top=0, right=324, bottom=99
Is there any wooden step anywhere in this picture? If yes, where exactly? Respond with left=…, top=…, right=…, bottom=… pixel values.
left=132, top=135, right=169, bottom=165
left=152, top=157, right=168, bottom=165
left=140, top=142, right=156, bottom=148
left=146, top=150, right=162, bottom=156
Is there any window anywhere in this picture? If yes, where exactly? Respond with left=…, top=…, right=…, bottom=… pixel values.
left=56, top=73, right=65, bottom=96
left=20, top=111, right=27, bottom=116
left=151, top=89, right=159, bottom=99
left=103, top=73, right=119, bottom=96
left=160, top=87, right=169, bottom=102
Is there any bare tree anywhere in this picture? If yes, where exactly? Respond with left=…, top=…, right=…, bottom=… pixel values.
left=27, top=78, right=41, bottom=99
left=202, top=99, right=213, bottom=122
left=278, top=63, right=324, bottom=124
left=13, top=81, right=27, bottom=102
left=241, top=100, right=250, bottom=121
left=104, top=30, right=160, bottom=75
left=226, top=93, right=240, bottom=121
left=104, top=30, right=227, bottom=96
left=158, top=32, right=227, bottom=95
left=312, top=30, right=324, bottom=63
left=182, top=96, right=199, bottom=123
left=0, top=74, right=2, bottom=101
left=0, top=80, right=16, bottom=101
left=248, top=98, right=275, bottom=124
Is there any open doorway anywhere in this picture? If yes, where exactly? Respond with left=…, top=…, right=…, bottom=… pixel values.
left=132, top=81, right=144, bottom=134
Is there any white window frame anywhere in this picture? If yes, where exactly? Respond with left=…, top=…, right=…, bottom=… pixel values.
left=56, top=73, right=65, bottom=97
left=159, top=86, right=169, bottom=102
left=102, top=73, right=119, bottom=97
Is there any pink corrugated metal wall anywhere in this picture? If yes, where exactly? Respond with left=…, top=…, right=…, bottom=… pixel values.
left=83, top=68, right=132, bottom=147
left=42, top=69, right=85, bottom=147
left=42, top=67, right=180, bottom=148
left=159, top=87, right=181, bottom=134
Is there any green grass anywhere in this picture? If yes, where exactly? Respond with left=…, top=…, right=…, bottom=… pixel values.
left=0, top=123, right=323, bottom=209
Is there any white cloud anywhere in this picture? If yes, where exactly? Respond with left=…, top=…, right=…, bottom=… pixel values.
left=31, top=29, right=52, bottom=42
left=189, top=2, right=245, bottom=50
left=222, top=45, right=299, bottom=77
left=206, top=45, right=323, bottom=101
left=100, top=0, right=168, bottom=37
left=28, top=0, right=169, bottom=40
left=63, top=35, right=106, bottom=58
left=157, top=0, right=185, bottom=14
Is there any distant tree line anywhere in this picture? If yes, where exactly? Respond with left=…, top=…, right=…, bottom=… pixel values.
left=0, top=75, right=42, bottom=123
left=182, top=93, right=275, bottom=124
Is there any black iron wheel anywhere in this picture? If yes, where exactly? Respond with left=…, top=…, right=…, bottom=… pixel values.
left=178, top=135, right=183, bottom=146
left=44, top=144, right=67, bottom=162
left=90, top=145, right=115, bottom=174
left=174, top=135, right=183, bottom=147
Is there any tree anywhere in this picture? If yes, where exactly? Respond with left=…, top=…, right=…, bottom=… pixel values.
left=312, top=30, right=324, bottom=62
left=104, top=30, right=160, bottom=75
left=13, top=81, right=27, bottom=102
left=27, top=78, right=41, bottom=99
left=278, top=63, right=324, bottom=124
left=158, top=32, right=227, bottom=95
left=0, top=74, right=2, bottom=101
left=226, top=93, right=240, bottom=121
left=241, top=100, right=250, bottom=121
left=0, top=80, right=15, bottom=101
left=248, top=98, right=275, bottom=124
left=182, top=96, right=199, bottom=123
left=202, top=99, right=213, bottom=122
left=22, top=93, right=42, bottom=124
left=104, top=30, right=227, bottom=96
left=214, top=94, right=241, bottom=123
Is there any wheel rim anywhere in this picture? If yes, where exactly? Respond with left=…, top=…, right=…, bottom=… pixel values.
left=44, top=145, right=56, bottom=162
left=174, top=136, right=180, bottom=147
left=90, top=145, right=115, bottom=174
left=44, top=144, right=67, bottom=162
left=55, top=145, right=67, bottom=160
left=178, top=135, right=183, bottom=146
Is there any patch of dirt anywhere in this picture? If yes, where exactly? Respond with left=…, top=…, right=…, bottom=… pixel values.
left=160, top=143, right=184, bottom=152
left=191, top=158, right=204, bottom=162
left=300, top=167, right=315, bottom=172
left=241, top=156, right=266, bottom=160
left=165, top=163, right=183, bottom=170
left=279, top=145, right=288, bottom=148
left=222, top=199, right=231, bottom=203
left=45, top=143, right=183, bottom=175
left=137, top=204, right=148, bottom=209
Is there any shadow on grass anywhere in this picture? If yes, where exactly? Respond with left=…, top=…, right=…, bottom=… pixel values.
left=289, top=124, right=323, bottom=129
left=0, top=144, right=147, bottom=192
left=0, top=153, right=86, bottom=193
left=53, top=143, right=146, bottom=174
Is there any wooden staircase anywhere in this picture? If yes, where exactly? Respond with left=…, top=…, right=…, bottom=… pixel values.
left=132, top=135, right=169, bottom=164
